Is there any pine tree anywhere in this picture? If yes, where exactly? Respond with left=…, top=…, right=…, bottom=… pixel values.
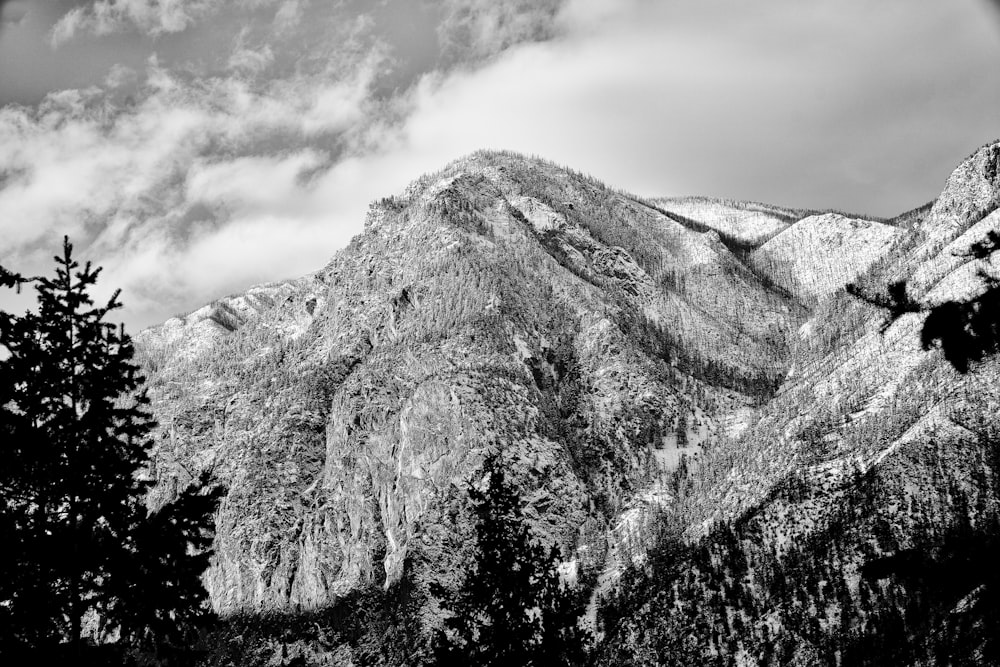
left=434, top=452, right=591, bottom=666
left=0, top=238, right=220, bottom=659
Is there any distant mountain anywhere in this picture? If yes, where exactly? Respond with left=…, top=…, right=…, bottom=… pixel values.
left=135, top=142, right=1000, bottom=665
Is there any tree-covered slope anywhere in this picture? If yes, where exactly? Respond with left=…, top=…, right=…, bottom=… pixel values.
left=598, top=142, right=1000, bottom=666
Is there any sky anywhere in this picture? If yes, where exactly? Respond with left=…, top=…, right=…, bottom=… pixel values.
left=2, top=0, right=1000, bottom=329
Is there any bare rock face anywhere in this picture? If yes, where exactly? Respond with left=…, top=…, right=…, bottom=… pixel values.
left=136, top=151, right=803, bottom=614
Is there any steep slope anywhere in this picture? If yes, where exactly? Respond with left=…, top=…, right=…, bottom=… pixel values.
left=599, top=142, right=1000, bottom=665
left=135, top=151, right=801, bottom=620
left=751, top=213, right=904, bottom=300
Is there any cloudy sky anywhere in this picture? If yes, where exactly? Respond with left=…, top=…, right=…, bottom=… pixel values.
left=2, top=0, right=1000, bottom=329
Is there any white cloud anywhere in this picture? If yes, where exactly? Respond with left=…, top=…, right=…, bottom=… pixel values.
left=104, top=63, right=138, bottom=88
left=0, top=0, right=30, bottom=25
left=227, top=31, right=275, bottom=74
left=272, top=0, right=303, bottom=32
left=0, top=48, right=384, bottom=325
left=6, top=0, right=1000, bottom=333
left=185, top=151, right=326, bottom=213
left=394, top=0, right=1000, bottom=209
left=51, top=0, right=210, bottom=44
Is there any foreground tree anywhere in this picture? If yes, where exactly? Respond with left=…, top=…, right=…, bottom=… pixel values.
left=433, top=452, right=591, bottom=666
left=0, top=238, right=221, bottom=660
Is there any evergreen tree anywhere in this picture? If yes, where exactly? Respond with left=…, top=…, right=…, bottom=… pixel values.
left=434, top=452, right=591, bottom=666
left=0, top=238, right=220, bottom=659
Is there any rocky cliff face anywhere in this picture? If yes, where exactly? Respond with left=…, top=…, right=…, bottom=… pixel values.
left=136, top=142, right=1000, bottom=664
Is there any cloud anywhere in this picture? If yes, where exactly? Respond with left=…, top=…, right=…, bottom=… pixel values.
left=0, top=0, right=28, bottom=26
left=228, top=44, right=275, bottom=75
left=50, top=0, right=568, bottom=51
left=6, top=0, right=1000, bottom=333
left=104, top=63, right=138, bottom=88
left=49, top=0, right=295, bottom=45
left=436, top=0, right=565, bottom=62
left=395, top=0, right=1000, bottom=211
left=51, top=0, right=211, bottom=44
left=272, top=0, right=303, bottom=32
left=0, top=45, right=384, bottom=325
left=185, top=151, right=326, bottom=212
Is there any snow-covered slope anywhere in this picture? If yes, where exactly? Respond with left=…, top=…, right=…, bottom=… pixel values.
left=600, top=141, right=1000, bottom=666
left=751, top=212, right=903, bottom=300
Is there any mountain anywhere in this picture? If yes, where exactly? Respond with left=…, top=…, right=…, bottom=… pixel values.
left=137, top=150, right=799, bottom=611
left=135, top=142, right=1000, bottom=664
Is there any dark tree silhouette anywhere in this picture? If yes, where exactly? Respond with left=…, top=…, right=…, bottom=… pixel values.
left=0, top=238, right=221, bottom=661
left=433, top=452, right=591, bottom=666
left=0, top=265, right=23, bottom=289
